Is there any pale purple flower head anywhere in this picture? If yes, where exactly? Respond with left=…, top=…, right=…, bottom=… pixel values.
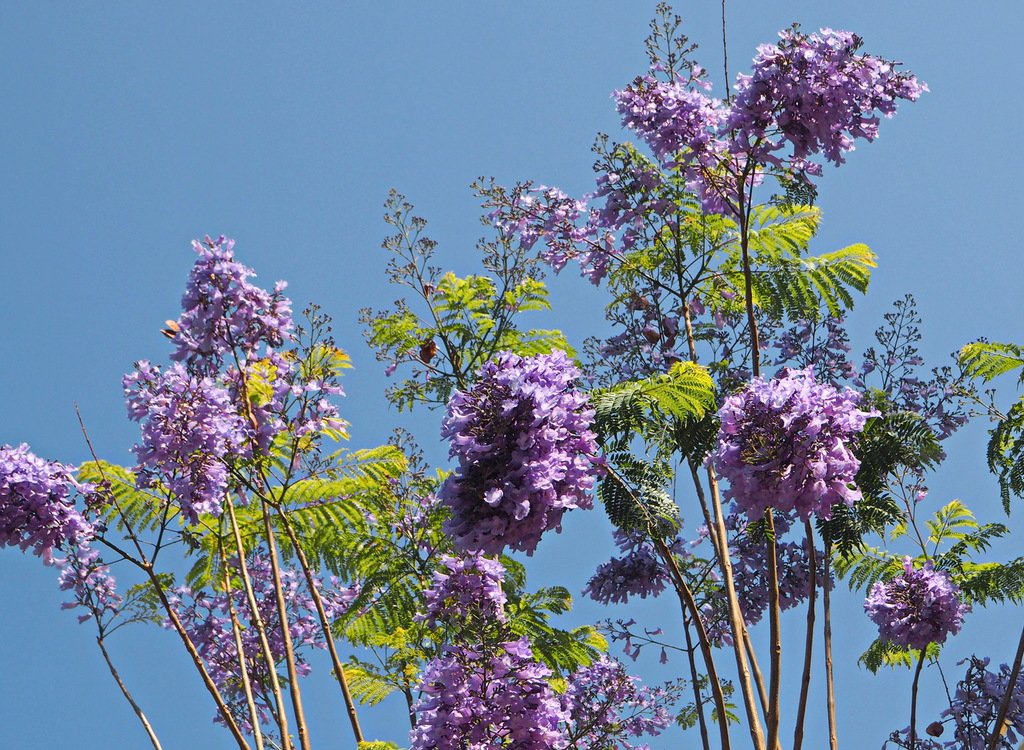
left=614, top=75, right=727, bottom=166
left=710, top=367, right=874, bottom=520
left=170, top=550, right=339, bottom=733
left=0, top=444, right=92, bottom=564
left=728, top=27, right=927, bottom=173
left=171, top=236, right=293, bottom=372
left=940, top=657, right=1024, bottom=750
left=58, top=543, right=122, bottom=624
left=864, top=557, right=968, bottom=650
left=420, top=553, right=508, bottom=626
left=563, top=655, right=675, bottom=750
left=584, top=531, right=670, bottom=606
left=124, top=361, right=251, bottom=522
left=439, top=351, right=601, bottom=555
left=409, top=638, right=569, bottom=750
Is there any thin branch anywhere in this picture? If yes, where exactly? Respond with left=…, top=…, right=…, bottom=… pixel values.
left=793, top=520, right=818, bottom=750
left=271, top=501, right=365, bottom=744
left=823, top=536, right=839, bottom=750
left=96, top=636, right=164, bottom=750
left=654, top=537, right=732, bottom=750
left=764, top=510, right=783, bottom=750
left=910, top=650, right=926, bottom=750
left=220, top=535, right=266, bottom=750
left=227, top=501, right=293, bottom=750
left=987, top=622, right=1024, bottom=750
left=261, top=504, right=313, bottom=750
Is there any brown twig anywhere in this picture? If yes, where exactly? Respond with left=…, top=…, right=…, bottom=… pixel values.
left=792, top=520, right=818, bottom=750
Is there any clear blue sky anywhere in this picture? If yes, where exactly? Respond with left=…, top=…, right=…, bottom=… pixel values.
left=1, top=2, right=1022, bottom=748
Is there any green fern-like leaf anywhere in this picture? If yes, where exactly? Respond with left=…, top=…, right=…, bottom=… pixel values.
left=960, top=341, right=1024, bottom=384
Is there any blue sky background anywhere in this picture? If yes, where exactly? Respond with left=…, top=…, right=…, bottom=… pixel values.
left=1, top=2, right=1022, bottom=748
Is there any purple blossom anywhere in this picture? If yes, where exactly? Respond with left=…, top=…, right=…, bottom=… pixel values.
left=563, top=655, right=675, bottom=750
left=614, top=75, right=727, bottom=166
left=57, top=543, right=122, bottom=624
left=864, top=557, right=968, bottom=650
left=409, top=638, right=569, bottom=750
left=124, top=361, right=250, bottom=522
left=728, top=27, right=927, bottom=173
left=420, top=553, right=508, bottom=627
left=439, top=351, right=602, bottom=556
left=710, top=367, right=875, bottom=521
left=171, top=550, right=349, bottom=733
left=701, top=510, right=830, bottom=644
left=938, top=656, right=1024, bottom=749
left=584, top=531, right=670, bottom=605
left=171, top=236, right=293, bottom=373
left=0, top=444, right=92, bottom=564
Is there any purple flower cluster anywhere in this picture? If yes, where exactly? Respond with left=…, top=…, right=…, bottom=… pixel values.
left=410, top=638, right=568, bottom=750
left=728, top=28, right=927, bottom=171
left=57, top=543, right=122, bottom=625
left=615, top=75, right=725, bottom=166
left=420, top=553, right=508, bottom=627
left=701, top=510, right=830, bottom=644
left=124, top=361, right=251, bottom=522
left=172, top=550, right=355, bottom=733
left=439, top=351, right=601, bottom=556
left=563, top=655, right=674, bottom=750
left=491, top=27, right=923, bottom=287
left=710, top=367, right=874, bottom=521
left=171, top=236, right=293, bottom=372
left=584, top=531, right=670, bottom=606
left=0, top=444, right=92, bottom=564
left=940, top=657, right=1024, bottom=749
left=864, top=557, right=967, bottom=650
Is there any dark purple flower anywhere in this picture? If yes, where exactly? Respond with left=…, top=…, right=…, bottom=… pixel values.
left=710, top=367, right=875, bottom=520
left=0, top=444, right=92, bottom=564
left=439, top=351, right=601, bottom=555
left=57, top=543, right=121, bottom=624
left=728, top=27, right=927, bottom=173
left=170, top=550, right=348, bottom=734
left=584, top=531, right=670, bottom=605
left=864, top=557, right=968, bottom=650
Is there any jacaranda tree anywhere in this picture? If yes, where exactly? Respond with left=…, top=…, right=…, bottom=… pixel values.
left=5, top=6, right=1024, bottom=750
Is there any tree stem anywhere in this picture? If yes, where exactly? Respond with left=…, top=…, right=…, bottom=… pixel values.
left=96, top=636, right=164, bottom=750
left=823, top=537, right=839, bottom=750
left=261, top=505, right=313, bottom=750
left=764, top=509, right=783, bottom=750
left=910, top=650, right=926, bottom=750
left=228, top=501, right=293, bottom=750
left=987, top=622, right=1024, bottom=750
left=792, top=521, right=818, bottom=750
left=271, top=502, right=365, bottom=744
left=654, top=538, right=731, bottom=750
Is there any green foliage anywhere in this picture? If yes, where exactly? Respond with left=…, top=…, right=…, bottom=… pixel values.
left=986, top=395, right=1024, bottom=514
left=357, top=742, right=401, bottom=750
left=960, top=340, right=1024, bottom=513
left=506, top=586, right=606, bottom=674
left=598, top=453, right=679, bottom=537
left=361, top=190, right=571, bottom=411
left=78, top=461, right=174, bottom=535
left=590, top=361, right=716, bottom=452
left=722, top=205, right=876, bottom=320
left=858, top=640, right=938, bottom=674
left=956, top=557, right=1024, bottom=606
left=960, top=341, right=1024, bottom=385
